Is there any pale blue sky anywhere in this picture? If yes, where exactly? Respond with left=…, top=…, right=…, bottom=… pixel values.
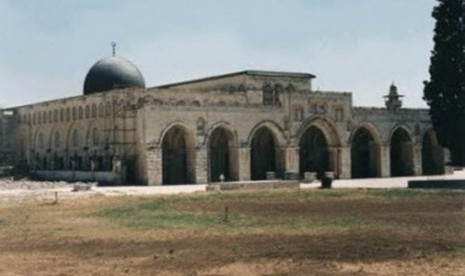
left=0, top=0, right=435, bottom=108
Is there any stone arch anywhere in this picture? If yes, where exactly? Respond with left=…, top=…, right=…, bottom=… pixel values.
left=160, top=124, right=196, bottom=185
left=248, top=121, right=286, bottom=180
left=207, top=124, right=239, bottom=182
left=247, top=121, right=287, bottom=148
left=50, top=129, right=64, bottom=170
left=66, top=123, right=86, bottom=170
left=85, top=121, right=103, bottom=148
left=296, top=116, right=341, bottom=147
left=297, top=116, right=341, bottom=178
left=389, top=126, right=414, bottom=176
left=421, top=128, right=444, bottom=175
left=66, top=123, right=85, bottom=150
left=350, top=124, right=381, bottom=178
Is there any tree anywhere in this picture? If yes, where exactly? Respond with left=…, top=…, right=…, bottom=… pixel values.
left=423, top=0, right=465, bottom=165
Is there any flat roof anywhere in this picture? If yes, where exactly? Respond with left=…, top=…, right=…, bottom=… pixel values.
left=155, top=70, right=316, bottom=89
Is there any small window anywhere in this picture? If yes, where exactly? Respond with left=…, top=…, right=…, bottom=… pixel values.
left=78, top=106, right=83, bottom=120
left=92, top=104, right=97, bottom=118
left=85, top=106, right=90, bottom=118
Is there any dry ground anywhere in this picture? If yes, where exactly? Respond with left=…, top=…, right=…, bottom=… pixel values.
left=0, top=188, right=463, bottom=275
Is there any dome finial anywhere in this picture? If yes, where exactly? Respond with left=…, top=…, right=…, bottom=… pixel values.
left=111, top=41, right=117, bottom=57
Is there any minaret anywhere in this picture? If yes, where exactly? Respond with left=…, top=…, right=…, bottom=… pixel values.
left=383, top=83, right=404, bottom=110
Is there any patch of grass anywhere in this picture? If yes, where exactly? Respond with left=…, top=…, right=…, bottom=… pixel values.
left=367, top=188, right=465, bottom=200
left=0, top=219, right=8, bottom=228
left=98, top=190, right=392, bottom=232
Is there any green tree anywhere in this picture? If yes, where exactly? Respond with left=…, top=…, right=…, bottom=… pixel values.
left=424, top=0, right=465, bottom=165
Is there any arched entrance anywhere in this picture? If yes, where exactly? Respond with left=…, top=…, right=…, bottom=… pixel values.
left=162, top=127, right=194, bottom=184
left=299, top=126, right=329, bottom=179
left=422, top=130, right=444, bottom=175
left=390, top=128, right=414, bottom=177
left=351, top=128, right=379, bottom=178
left=251, top=127, right=282, bottom=180
left=208, top=127, right=237, bottom=182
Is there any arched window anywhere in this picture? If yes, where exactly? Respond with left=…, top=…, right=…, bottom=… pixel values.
left=85, top=106, right=90, bottom=118
left=105, top=102, right=112, bottom=116
left=92, top=104, right=97, bottom=118
left=78, top=106, right=83, bottom=119
left=263, top=84, right=274, bottom=106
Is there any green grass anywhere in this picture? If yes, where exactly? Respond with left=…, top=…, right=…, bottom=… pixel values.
left=366, top=188, right=465, bottom=199
left=98, top=189, right=427, bottom=231
left=0, top=219, right=8, bottom=229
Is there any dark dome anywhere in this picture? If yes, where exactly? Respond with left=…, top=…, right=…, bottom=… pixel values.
left=83, top=56, right=146, bottom=95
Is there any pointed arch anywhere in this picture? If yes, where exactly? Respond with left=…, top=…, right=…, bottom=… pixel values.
left=350, top=124, right=381, bottom=178
left=247, top=120, right=287, bottom=147
left=422, top=128, right=445, bottom=175
left=160, top=123, right=196, bottom=185
left=390, top=126, right=414, bottom=176
left=207, top=123, right=239, bottom=182
left=248, top=121, right=286, bottom=180
left=296, top=116, right=341, bottom=147
left=297, top=116, right=341, bottom=178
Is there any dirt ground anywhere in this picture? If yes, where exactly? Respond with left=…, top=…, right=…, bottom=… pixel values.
left=0, top=188, right=463, bottom=275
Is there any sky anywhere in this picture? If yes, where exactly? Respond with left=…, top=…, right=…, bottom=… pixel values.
left=0, top=0, right=436, bottom=108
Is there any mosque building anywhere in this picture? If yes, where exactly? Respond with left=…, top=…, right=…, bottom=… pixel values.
left=0, top=49, right=446, bottom=185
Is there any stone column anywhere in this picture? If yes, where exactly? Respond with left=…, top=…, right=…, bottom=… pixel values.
left=284, top=146, right=299, bottom=176
left=337, top=146, right=351, bottom=179
left=195, top=146, right=208, bottom=184
left=379, top=145, right=390, bottom=177
left=327, top=146, right=338, bottom=178
left=238, top=146, right=251, bottom=181
left=413, top=144, right=422, bottom=176
left=146, top=147, right=162, bottom=186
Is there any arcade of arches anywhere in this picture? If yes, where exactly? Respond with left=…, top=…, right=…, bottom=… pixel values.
left=158, top=124, right=446, bottom=185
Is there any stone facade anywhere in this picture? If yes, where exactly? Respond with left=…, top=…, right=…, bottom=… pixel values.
left=0, top=70, right=445, bottom=185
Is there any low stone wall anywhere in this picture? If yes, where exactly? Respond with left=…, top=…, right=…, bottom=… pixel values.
left=408, top=180, right=465, bottom=189
left=31, top=170, right=122, bottom=185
